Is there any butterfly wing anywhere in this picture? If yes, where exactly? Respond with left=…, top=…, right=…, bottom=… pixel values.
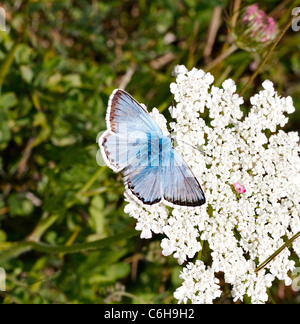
left=123, top=139, right=206, bottom=207
left=100, top=89, right=163, bottom=172
left=100, top=130, right=149, bottom=172
left=124, top=165, right=164, bottom=205
left=123, top=131, right=167, bottom=205
left=163, top=149, right=206, bottom=207
left=106, top=89, right=163, bottom=136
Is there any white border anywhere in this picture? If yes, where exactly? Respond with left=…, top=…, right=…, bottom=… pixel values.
left=98, top=130, right=121, bottom=173
left=125, top=182, right=203, bottom=210
left=105, top=89, right=118, bottom=132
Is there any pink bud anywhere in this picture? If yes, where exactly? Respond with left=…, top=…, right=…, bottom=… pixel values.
left=234, top=183, right=246, bottom=194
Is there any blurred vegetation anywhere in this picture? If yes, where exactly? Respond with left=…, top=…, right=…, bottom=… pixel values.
left=0, top=0, right=299, bottom=304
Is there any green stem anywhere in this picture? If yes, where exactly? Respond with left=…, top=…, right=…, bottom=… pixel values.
left=255, top=231, right=300, bottom=273
left=0, top=229, right=138, bottom=263
left=78, top=167, right=106, bottom=195
left=0, top=43, right=20, bottom=86
left=66, top=166, right=106, bottom=208
left=240, top=11, right=300, bottom=96
left=28, top=229, right=138, bottom=254
left=0, top=167, right=108, bottom=262
left=27, top=214, right=59, bottom=242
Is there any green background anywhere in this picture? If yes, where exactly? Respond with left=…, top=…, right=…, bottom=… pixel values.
left=0, top=0, right=299, bottom=304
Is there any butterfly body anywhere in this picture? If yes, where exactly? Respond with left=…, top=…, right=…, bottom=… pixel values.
left=99, top=89, right=206, bottom=208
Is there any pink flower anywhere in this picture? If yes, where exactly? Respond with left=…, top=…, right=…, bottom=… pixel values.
left=234, top=183, right=246, bottom=194
left=237, top=4, right=278, bottom=48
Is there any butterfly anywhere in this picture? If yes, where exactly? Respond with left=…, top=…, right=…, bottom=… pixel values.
left=99, top=89, right=206, bottom=208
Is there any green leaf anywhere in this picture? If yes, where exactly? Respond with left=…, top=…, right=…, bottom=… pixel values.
left=89, top=262, right=131, bottom=285
left=20, top=65, right=34, bottom=83
left=88, top=196, right=106, bottom=235
left=0, top=92, right=18, bottom=109
left=62, top=74, right=82, bottom=89
left=7, top=194, right=34, bottom=217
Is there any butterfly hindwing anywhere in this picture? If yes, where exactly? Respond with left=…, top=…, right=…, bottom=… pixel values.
left=124, top=165, right=163, bottom=205
left=123, top=137, right=206, bottom=207
left=163, top=149, right=206, bottom=207
left=122, top=134, right=171, bottom=205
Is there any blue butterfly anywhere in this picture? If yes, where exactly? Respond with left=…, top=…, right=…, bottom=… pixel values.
left=99, top=89, right=206, bottom=207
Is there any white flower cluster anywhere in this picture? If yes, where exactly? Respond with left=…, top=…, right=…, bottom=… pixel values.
left=173, top=260, right=221, bottom=304
left=124, top=65, right=300, bottom=304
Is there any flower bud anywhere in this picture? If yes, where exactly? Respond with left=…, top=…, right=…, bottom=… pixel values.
left=234, top=182, right=246, bottom=194
left=232, top=4, right=278, bottom=52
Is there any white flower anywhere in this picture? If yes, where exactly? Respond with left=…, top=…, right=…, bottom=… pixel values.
left=174, top=260, right=221, bottom=304
left=124, top=193, right=169, bottom=239
left=149, top=108, right=170, bottom=136
left=124, top=66, right=300, bottom=304
left=160, top=208, right=208, bottom=265
left=172, top=64, right=189, bottom=77
left=222, top=78, right=237, bottom=92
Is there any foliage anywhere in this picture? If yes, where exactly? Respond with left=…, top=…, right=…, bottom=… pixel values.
left=0, top=0, right=299, bottom=304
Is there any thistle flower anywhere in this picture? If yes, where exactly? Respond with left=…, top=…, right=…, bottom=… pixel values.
left=124, top=65, right=300, bottom=304
left=233, top=4, right=279, bottom=52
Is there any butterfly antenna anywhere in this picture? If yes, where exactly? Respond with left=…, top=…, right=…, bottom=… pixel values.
left=175, top=139, right=206, bottom=156
left=169, top=116, right=206, bottom=156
